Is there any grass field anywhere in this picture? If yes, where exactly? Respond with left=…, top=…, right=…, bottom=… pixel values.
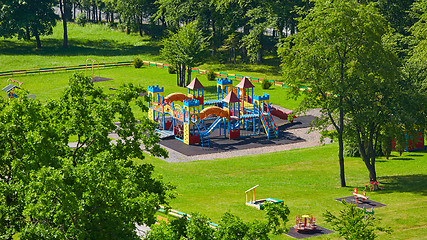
left=0, top=65, right=303, bottom=112
left=1, top=22, right=302, bottom=111
left=142, top=144, right=427, bottom=240
left=2, top=21, right=426, bottom=240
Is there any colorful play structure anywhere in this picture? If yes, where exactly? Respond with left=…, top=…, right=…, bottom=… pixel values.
left=245, top=185, right=284, bottom=210
left=392, top=130, right=425, bottom=151
left=2, top=79, right=22, bottom=99
left=294, top=215, right=317, bottom=232
left=148, top=76, right=282, bottom=147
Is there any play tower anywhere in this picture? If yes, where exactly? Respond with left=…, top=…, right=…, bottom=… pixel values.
left=148, top=77, right=279, bottom=147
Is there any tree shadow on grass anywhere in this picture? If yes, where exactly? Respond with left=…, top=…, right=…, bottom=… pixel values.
left=0, top=38, right=161, bottom=57
left=376, top=174, right=427, bottom=196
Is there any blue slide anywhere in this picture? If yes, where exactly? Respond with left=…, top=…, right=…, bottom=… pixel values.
left=200, top=117, right=222, bottom=137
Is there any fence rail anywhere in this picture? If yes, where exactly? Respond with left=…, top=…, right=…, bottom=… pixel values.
left=1, top=59, right=291, bottom=88
left=0, top=61, right=133, bottom=77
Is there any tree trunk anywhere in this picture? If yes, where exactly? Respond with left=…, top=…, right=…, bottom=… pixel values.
left=176, top=67, right=180, bottom=86
left=181, top=65, right=186, bottom=87
left=25, top=26, right=31, bottom=40
left=187, top=66, right=192, bottom=86
left=338, top=132, right=346, bottom=187
left=355, top=123, right=378, bottom=183
left=338, top=103, right=346, bottom=187
left=139, top=16, right=143, bottom=37
left=34, top=31, right=41, bottom=49
left=59, top=0, right=69, bottom=48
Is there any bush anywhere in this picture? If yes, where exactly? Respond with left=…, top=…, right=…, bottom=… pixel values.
left=261, top=79, right=272, bottom=89
left=206, top=69, right=216, bottom=81
left=344, top=142, right=360, bottom=157
left=76, top=13, right=87, bottom=27
left=168, top=65, right=177, bottom=74
left=133, top=57, right=143, bottom=68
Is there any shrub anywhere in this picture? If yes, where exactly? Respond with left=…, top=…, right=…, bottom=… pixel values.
left=344, top=141, right=360, bottom=157
left=168, top=65, right=177, bottom=74
left=261, top=79, right=272, bottom=89
left=324, top=200, right=392, bottom=239
left=76, top=13, right=87, bottom=27
left=133, top=57, right=143, bottom=68
left=206, top=69, right=216, bottom=81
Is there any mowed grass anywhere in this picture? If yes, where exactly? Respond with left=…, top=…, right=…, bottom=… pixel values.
left=2, top=21, right=425, bottom=240
left=142, top=144, right=427, bottom=240
left=0, top=65, right=303, bottom=111
left=1, top=22, right=301, bottom=108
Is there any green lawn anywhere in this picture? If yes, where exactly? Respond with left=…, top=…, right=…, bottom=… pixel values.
left=0, top=65, right=303, bottom=111
left=2, top=21, right=425, bottom=240
left=1, top=22, right=302, bottom=110
left=142, top=144, right=427, bottom=240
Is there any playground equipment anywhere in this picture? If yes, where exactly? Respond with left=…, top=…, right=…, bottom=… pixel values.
left=392, top=130, right=425, bottom=151
left=158, top=205, right=218, bottom=228
left=85, top=58, right=113, bottom=82
left=148, top=76, right=280, bottom=147
left=363, top=207, right=375, bottom=218
left=85, top=58, right=99, bottom=79
left=2, top=79, right=22, bottom=99
left=352, top=188, right=368, bottom=203
left=245, top=185, right=284, bottom=210
left=294, top=215, right=317, bottom=232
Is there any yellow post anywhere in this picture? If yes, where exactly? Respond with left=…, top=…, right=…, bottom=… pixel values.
left=183, top=123, right=190, bottom=144
left=253, top=188, right=256, bottom=204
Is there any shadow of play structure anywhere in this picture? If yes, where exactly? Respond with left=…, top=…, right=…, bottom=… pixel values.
left=148, top=76, right=282, bottom=147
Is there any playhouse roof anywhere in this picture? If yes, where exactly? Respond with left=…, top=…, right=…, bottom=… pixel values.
left=236, top=76, right=254, bottom=89
left=2, top=84, right=19, bottom=92
left=223, top=91, right=241, bottom=103
left=186, top=77, right=204, bottom=90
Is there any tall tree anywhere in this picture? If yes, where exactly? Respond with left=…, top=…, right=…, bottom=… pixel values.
left=0, top=74, right=172, bottom=239
left=161, top=21, right=207, bottom=87
left=280, top=0, right=400, bottom=186
left=0, top=0, right=57, bottom=48
left=408, top=0, right=427, bottom=95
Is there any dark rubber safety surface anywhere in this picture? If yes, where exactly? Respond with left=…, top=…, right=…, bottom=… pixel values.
left=159, top=115, right=315, bottom=156
left=334, top=196, right=387, bottom=208
left=285, top=226, right=335, bottom=239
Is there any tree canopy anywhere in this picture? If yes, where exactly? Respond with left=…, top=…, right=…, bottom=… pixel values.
left=280, top=0, right=404, bottom=185
left=0, top=0, right=58, bottom=48
left=161, top=21, right=207, bottom=87
left=0, top=74, right=173, bottom=239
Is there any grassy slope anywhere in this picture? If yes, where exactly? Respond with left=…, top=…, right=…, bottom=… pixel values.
left=143, top=145, right=427, bottom=240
